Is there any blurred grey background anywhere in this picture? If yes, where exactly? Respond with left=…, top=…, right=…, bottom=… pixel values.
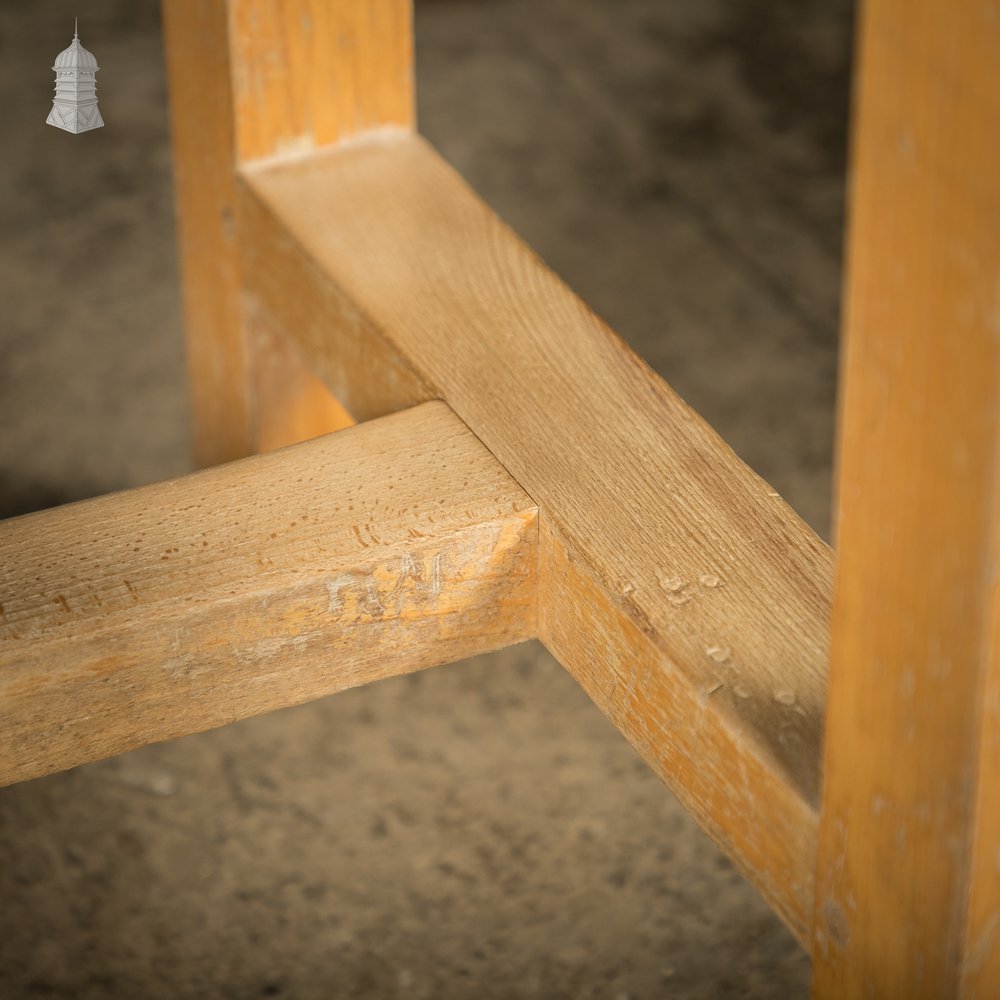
left=0, top=1, right=851, bottom=997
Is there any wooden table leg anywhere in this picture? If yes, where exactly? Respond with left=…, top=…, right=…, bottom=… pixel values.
left=813, top=1, right=1000, bottom=994
left=162, top=0, right=414, bottom=464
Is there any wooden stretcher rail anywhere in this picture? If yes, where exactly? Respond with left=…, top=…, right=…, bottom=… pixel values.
left=0, top=402, right=538, bottom=787
left=238, top=133, right=834, bottom=943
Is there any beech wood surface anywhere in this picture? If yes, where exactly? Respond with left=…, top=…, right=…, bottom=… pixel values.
left=812, top=1, right=1000, bottom=994
left=163, top=0, right=249, bottom=465
left=228, top=0, right=414, bottom=163
left=162, top=0, right=414, bottom=465
left=0, top=403, right=538, bottom=787
left=28, top=0, right=1000, bottom=974
left=241, top=135, right=834, bottom=942
left=253, top=314, right=356, bottom=453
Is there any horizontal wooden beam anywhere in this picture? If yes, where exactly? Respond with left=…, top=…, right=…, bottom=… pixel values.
left=0, top=402, right=538, bottom=787
left=238, top=133, right=833, bottom=943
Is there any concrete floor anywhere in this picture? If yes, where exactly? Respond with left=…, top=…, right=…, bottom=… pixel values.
left=0, top=1, right=852, bottom=996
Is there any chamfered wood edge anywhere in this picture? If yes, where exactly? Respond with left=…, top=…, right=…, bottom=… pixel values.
left=0, top=402, right=538, bottom=787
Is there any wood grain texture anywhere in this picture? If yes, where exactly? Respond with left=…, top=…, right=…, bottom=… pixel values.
left=0, top=402, right=537, bottom=787
left=252, top=309, right=356, bottom=453
left=162, top=0, right=414, bottom=466
left=541, top=519, right=822, bottom=941
left=812, top=1, right=1000, bottom=994
left=241, top=135, right=834, bottom=942
left=163, top=0, right=250, bottom=466
left=228, top=0, right=414, bottom=162
left=240, top=162, right=434, bottom=424
left=965, top=474, right=1000, bottom=998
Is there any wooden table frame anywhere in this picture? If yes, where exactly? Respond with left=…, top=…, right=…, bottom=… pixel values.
left=2, top=2, right=997, bottom=994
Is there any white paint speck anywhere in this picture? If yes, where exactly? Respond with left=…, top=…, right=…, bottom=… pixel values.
left=430, top=553, right=443, bottom=597
left=325, top=575, right=351, bottom=613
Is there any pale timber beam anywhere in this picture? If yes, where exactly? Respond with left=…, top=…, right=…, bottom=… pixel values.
left=0, top=402, right=538, bottom=788
left=161, top=0, right=420, bottom=464
left=812, top=0, right=1000, bottom=994
left=239, top=135, right=834, bottom=943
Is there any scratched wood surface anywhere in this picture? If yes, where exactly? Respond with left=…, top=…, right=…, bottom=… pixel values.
left=812, top=0, right=1000, bottom=994
left=0, top=402, right=538, bottom=787
left=162, top=0, right=413, bottom=465
left=241, top=135, right=834, bottom=942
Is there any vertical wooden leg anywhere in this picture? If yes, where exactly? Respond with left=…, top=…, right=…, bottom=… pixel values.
left=163, top=1, right=249, bottom=467
left=813, top=1, right=1000, bottom=995
left=162, top=0, right=414, bottom=465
